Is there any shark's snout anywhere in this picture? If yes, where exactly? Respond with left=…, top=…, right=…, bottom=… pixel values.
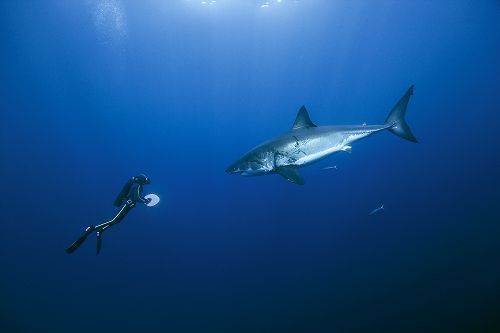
left=225, top=163, right=239, bottom=174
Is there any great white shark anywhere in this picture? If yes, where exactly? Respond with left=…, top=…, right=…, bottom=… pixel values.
left=226, top=85, right=417, bottom=185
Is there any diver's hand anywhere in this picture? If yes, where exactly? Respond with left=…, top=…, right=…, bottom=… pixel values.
left=145, top=197, right=152, bottom=204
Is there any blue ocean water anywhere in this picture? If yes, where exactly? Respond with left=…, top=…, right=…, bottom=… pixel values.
left=1, top=1, right=499, bottom=332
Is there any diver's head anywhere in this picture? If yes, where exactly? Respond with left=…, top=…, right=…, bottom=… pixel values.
left=133, top=174, right=150, bottom=184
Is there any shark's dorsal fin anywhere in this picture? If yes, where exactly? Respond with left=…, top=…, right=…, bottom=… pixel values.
left=292, top=106, right=317, bottom=130
left=276, top=166, right=304, bottom=185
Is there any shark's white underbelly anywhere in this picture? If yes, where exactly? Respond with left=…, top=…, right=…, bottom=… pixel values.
left=295, top=146, right=342, bottom=165
left=290, top=131, right=371, bottom=166
left=279, top=135, right=338, bottom=166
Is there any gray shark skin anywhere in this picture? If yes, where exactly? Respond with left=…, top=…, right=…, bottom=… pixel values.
left=226, top=85, right=417, bottom=185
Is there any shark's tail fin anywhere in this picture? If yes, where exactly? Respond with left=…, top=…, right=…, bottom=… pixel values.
left=385, top=85, right=418, bottom=143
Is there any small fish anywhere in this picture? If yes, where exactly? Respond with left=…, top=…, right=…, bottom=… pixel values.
left=322, top=165, right=338, bottom=170
left=369, top=204, right=384, bottom=215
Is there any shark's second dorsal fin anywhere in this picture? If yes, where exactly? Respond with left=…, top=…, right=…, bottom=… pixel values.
left=292, top=106, right=317, bottom=130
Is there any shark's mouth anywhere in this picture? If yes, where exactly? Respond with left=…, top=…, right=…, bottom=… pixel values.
left=225, top=167, right=252, bottom=176
left=225, top=165, right=240, bottom=174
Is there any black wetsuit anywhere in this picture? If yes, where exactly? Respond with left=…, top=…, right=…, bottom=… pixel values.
left=66, top=175, right=150, bottom=254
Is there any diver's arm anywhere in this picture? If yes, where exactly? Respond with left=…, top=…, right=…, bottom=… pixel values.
left=135, top=184, right=150, bottom=204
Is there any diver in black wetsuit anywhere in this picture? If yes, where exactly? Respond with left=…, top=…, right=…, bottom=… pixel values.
left=66, top=174, right=151, bottom=255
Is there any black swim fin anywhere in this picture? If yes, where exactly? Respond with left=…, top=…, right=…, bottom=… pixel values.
left=66, top=226, right=95, bottom=254
left=96, top=231, right=102, bottom=255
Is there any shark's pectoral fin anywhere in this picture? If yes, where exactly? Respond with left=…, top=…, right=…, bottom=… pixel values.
left=276, top=167, right=304, bottom=185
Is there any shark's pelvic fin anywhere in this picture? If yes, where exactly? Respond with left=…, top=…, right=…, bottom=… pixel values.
left=292, top=106, right=317, bottom=130
left=341, top=145, right=352, bottom=153
left=385, top=85, right=418, bottom=143
left=277, top=166, right=304, bottom=185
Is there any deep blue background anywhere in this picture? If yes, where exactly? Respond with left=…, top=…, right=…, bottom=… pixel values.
left=1, top=1, right=499, bottom=332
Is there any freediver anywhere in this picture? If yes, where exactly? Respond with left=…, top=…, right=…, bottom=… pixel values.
left=66, top=174, right=152, bottom=255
